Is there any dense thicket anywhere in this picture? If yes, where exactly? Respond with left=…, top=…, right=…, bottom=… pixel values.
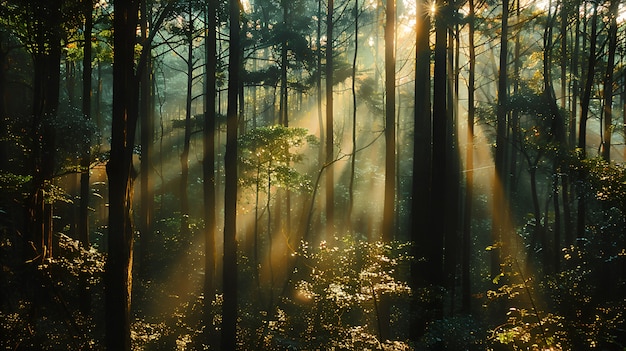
left=1, top=0, right=625, bottom=350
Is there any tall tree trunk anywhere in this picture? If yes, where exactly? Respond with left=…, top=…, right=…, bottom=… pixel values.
left=566, top=0, right=581, bottom=246
left=79, top=0, right=93, bottom=314
left=325, top=0, right=334, bottom=238
left=139, top=0, right=154, bottom=280
left=180, top=1, right=194, bottom=236
left=222, top=0, right=241, bottom=347
left=428, top=0, right=447, bottom=292
left=280, top=0, right=288, bottom=127
left=492, top=0, right=509, bottom=278
left=316, top=0, right=324, bottom=172
left=0, top=35, right=7, bottom=173
left=379, top=0, right=396, bottom=341
left=410, top=0, right=431, bottom=336
left=461, top=0, right=475, bottom=314
left=29, top=0, right=61, bottom=262
left=577, top=2, right=598, bottom=239
left=106, top=0, right=140, bottom=349
left=600, top=0, right=618, bottom=162
left=347, top=0, right=359, bottom=227
left=203, top=0, right=217, bottom=344
left=444, top=4, right=459, bottom=310
left=382, top=0, right=396, bottom=241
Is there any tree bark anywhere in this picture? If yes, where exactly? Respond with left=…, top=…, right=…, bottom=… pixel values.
left=492, top=0, right=509, bottom=278
left=461, top=0, right=475, bottom=314
left=106, top=0, right=140, bottom=349
left=29, top=0, right=61, bottom=262
left=203, top=0, right=218, bottom=343
left=138, top=0, right=154, bottom=280
left=410, top=0, right=432, bottom=340
left=430, top=0, right=447, bottom=289
left=325, top=0, right=334, bottom=238
left=347, top=0, right=359, bottom=227
left=600, top=0, right=618, bottom=162
left=577, top=2, right=598, bottom=239
left=382, top=0, right=396, bottom=242
left=180, top=3, right=194, bottom=236
left=79, top=0, right=93, bottom=314
left=222, top=0, right=241, bottom=347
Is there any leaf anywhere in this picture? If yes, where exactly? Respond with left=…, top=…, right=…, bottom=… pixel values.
left=492, top=273, right=505, bottom=285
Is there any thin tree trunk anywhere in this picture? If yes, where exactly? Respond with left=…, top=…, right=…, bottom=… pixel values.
left=139, top=0, right=153, bottom=280
left=180, top=2, right=194, bottom=236
left=429, top=0, right=447, bottom=290
left=461, top=0, right=475, bottom=314
left=492, top=0, right=509, bottom=277
left=577, top=2, right=598, bottom=239
left=600, top=0, right=618, bottom=162
left=382, top=0, right=396, bottom=242
left=222, top=0, right=241, bottom=346
left=203, top=0, right=218, bottom=339
left=325, top=0, right=334, bottom=238
left=79, top=0, right=93, bottom=314
left=347, top=0, right=359, bottom=227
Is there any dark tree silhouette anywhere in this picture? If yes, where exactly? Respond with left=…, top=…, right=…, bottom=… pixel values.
left=202, top=0, right=218, bottom=346
left=222, top=0, right=241, bottom=347
left=325, top=0, right=334, bottom=237
left=106, top=1, right=140, bottom=348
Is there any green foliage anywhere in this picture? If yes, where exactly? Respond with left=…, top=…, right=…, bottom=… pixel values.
left=0, top=172, right=31, bottom=192
left=418, top=315, right=484, bottom=350
left=260, top=238, right=413, bottom=350
left=0, top=233, right=106, bottom=350
left=239, top=125, right=315, bottom=193
left=575, top=156, right=626, bottom=209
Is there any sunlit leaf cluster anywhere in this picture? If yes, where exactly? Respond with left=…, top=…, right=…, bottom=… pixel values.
left=239, top=125, right=315, bottom=192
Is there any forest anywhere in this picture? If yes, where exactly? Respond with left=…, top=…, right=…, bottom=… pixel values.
left=1, top=0, right=626, bottom=349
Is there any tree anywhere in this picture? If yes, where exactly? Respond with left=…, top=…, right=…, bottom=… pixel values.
left=105, top=1, right=176, bottom=348
left=178, top=0, right=202, bottom=237
left=325, top=0, right=335, bottom=237
left=492, top=0, right=509, bottom=277
left=577, top=1, right=598, bottom=239
left=410, top=0, right=432, bottom=340
left=79, top=0, right=94, bottom=314
left=600, top=0, right=619, bottom=162
left=461, top=0, right=476, bottom=313
left=222, top=0, right=241, bottom=347
left=139, top=0, right=154, bottom=279
left=347, top=0, right=360, bottom=226
left=239, top=126, right=312, bottom=306
left=429, top=0, right=447, bottom=289
left=202, top=0, right=218, bottom=344
left=27, top=0, right=62, bottom=262
left=106, top=0, right=140, bottom=347
left=382, top=0, right=396, bottom=241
